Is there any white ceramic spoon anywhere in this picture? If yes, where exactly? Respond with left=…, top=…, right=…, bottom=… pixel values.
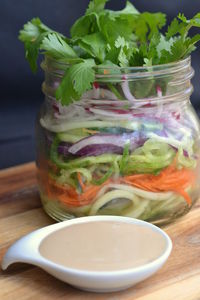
left=1, top=216, right=172, bottom=293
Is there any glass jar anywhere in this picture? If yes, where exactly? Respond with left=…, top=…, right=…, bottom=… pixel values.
left=36, top=56, right=200, bottom=225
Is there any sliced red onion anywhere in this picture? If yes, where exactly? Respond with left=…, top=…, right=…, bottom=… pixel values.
left=68, top=132, right=147, bottom=155
left=108, top=108, right=132, bottom=114
left=76, top=144, right=123, bottom=157
left=88, top=107, right=167, bottom=124
left=121, top=80, right=136, bottom=103
left=121, top=77, right=145, bottom=107
left=93, top=82, right=100, bottom=89
left=46, top=134, right=72, bottom=157
left=58, top=142, right=72, bottom=156
left=156, top=86, right=162, bottom=97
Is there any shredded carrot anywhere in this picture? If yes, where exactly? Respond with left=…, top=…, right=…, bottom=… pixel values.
left=42, top=159, right=195, bottom=208
left=58, top=194, right=91, bottom=207
left=77, top=172, right=85, bottom=190
left=121, top=164, right=195, bottom=206
left=45, top=176, right=111, bottom=207
left=80, top=186, right=102, bottom=201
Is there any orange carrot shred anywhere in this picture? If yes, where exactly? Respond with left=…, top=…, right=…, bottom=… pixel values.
left=121, top=164, right=195, bottom=206
left=44, top=162, right=195, bottom=208
left=77, top=172, right=85, bottom=190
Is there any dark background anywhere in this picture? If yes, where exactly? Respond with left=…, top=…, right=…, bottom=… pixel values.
left=1, top=0, right=200, bottom=169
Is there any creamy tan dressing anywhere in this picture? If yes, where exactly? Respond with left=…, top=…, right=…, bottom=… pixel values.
left=39, top=221, right=166, bottom=271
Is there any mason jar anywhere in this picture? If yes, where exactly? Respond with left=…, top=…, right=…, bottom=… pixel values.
left=36, top=55, right=200, bottom=225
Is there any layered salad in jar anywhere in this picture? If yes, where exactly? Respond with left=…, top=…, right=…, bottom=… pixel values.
left=19, top=0, right=200, bottom=223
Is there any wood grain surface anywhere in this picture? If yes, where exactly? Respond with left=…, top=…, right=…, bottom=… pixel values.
left=0, top=162, right=200, bottom=300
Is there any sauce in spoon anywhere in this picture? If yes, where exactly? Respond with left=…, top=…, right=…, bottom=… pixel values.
left=39, top=220, right=167, bottom=271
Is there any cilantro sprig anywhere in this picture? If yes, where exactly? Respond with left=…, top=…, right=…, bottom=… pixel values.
left=19, top=0, right=200, bottom=105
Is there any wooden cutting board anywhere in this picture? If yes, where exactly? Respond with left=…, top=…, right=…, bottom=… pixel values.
left=0, top=162, right=200, bottom=300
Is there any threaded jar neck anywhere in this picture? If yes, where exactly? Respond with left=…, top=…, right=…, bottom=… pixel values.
left=41, top=56, right=194, bottom=105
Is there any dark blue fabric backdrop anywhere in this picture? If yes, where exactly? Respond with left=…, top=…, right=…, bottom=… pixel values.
left=1, top=0, right=200, bottom=168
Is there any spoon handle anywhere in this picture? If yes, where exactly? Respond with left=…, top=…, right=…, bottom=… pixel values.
left=1, top=231, right=42, bottom=270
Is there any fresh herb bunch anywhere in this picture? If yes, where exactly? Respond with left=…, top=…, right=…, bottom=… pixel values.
left=19, top=0, right=200, bottom=105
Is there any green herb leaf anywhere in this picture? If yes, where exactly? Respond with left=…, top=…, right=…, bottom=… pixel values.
left=156, top=35, right=174, bottom=58
left=19, top=1, right=200, bottom=106
left=170, top=37, right=187, bottom=61
left=99, top=13, right=133, bottom=43
left=166, top=18, right=181, bottom=39
left=143, top=58, right=152, bottom=67
left=40, top=33, right=78, bottom=61
left=114, top=36, right=132, bottom=67
left=170, top=13, right=200, bottom=38
left=19, top=18, right=42, bottom=42
left=145, top=32, right=160, bottom=64
left=108, top=1, right=139, bottom=25
left=184, top=34, right=200, bottom=56
left=77, top=32, right=107, bottom=63
left=19, top=18, right=64, bottom=72
left=117, top=1, right=139, bottom=16
left=70, top=13, right=100, bottom=38
left=19, top=18, right=45, bottom=72
left=56, top=59, right=96, bottom=105
left=86, top=0, right=109, bottom=14
left=72, top=59, right=96, bottom=94
left=24, top=42, right=40, bottom=73
left=56, top=73, right=79, bottom=106
left=177, top=13, right=188, bottom=23
left=132, top=12, right=166, bottom=43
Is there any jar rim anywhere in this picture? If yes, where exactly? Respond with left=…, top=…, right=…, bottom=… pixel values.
left=95, top=56, right=192, bottom=80
left=96, top=56, right=191, bottom=71
left=42, top=55, right=192, bottom=80
left=42, top=55, right=190, bottom=70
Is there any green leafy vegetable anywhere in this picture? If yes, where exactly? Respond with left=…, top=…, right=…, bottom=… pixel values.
left=56, top=59, right=96, bottom=105
left=115, top=1, right=139, bottom=17
left=132, top=12, right=166, bottom=43
left=76, top=32, right=106, bottom=63
left=19, top=0, right=200, bottom=105
left=100, top=14, right=132, bottom=43
left=164, top=13, right=200, bottom=62
left=70, top=13, right=100, bottom=38
left=41, top=33, right=78, bottom=61
left=114, top=36, right=131, bottom=67
left=86, top=0, right=108, bottom=14
left=19, top=18, right=64, bottom=72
